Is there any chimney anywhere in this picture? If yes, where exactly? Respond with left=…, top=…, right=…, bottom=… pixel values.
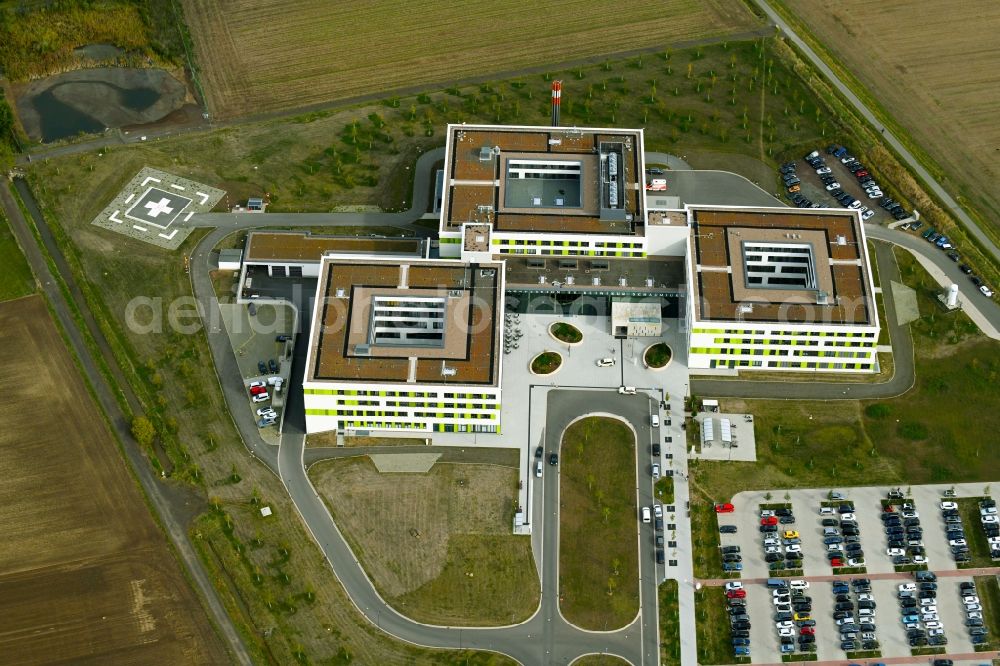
left=551, top=80, right=562, bottom=126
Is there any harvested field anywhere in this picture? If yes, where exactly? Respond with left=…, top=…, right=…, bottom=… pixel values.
left=780, top=0, right=1000, bottom=236
left=0, top=295, right=226, bottom=664
left=182, top=0, right=761, bottom=118
left=309, top=457, right=538, bottom=625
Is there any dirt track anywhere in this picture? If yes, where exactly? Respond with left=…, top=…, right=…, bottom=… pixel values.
left=0, top=295, right=227, bottom=664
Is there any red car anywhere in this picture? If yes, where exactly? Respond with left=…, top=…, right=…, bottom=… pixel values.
left=883, top=505, right=895, bottom=512
left=760, top=516, right=778, bottom=526
left=715, top=503, right=735, bottom=513
left=800, top=626, right=815, bottom=635
left=831, top=557, right=843, bottom=567
left=250, top=385, right=268, bottom=395
left=726, top=589, right=746, bottom=599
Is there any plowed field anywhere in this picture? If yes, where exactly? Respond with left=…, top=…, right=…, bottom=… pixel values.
left=0, top=296, right=226, bottom=664
left=783, top=0, right=1000, bottom=234
left=182, top=0, right=760, bottom=118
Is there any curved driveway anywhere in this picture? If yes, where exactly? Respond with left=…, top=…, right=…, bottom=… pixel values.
left=186, top=144, right=1000, bottom=664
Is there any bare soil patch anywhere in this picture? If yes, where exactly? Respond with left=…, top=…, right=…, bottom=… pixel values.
left=0, top=296, right=226, bottom=664
left=310, top=457, right=538, bottom=625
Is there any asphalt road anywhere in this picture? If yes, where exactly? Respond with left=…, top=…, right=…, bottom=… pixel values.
left=755, top=0, right=1000, bottom=264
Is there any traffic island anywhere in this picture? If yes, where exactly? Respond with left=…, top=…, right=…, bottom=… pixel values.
left=558, top=416, right=639, bottom=630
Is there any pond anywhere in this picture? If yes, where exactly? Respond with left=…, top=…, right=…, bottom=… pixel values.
left=31, top=82, right=162, bottom=142
left=16, top=67, right=188, bottom=143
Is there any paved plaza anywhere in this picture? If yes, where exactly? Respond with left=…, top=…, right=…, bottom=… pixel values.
left=91, top=167, right=225, bottom=249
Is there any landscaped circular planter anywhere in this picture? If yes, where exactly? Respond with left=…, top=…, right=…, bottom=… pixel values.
left=530, top=351, right=563, bottom=376
left=643, top=342, right=672, bottom=370
left=548, top=322, right=583, bottom=346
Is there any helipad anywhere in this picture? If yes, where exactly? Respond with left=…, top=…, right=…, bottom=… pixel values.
left=91, top=167, right=225, bottom=250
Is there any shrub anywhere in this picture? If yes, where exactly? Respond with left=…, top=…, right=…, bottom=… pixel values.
left=864, top=403, right=891, bottom=419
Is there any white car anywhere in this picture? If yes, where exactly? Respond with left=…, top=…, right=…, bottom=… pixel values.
left=775, top=621, right=794, bottom=630
left=772, top=588, right=788, bottom=598
left=820, top=507, right=836, bottom=516
left=857, top=593, right=873, bottom=601
left=778, top=627, right=795, bottom=637
left=925, top=621, right=943, bottom=630
left=858, top=608, right=875, bottom=617
left=887, top=547, right=905, bottom=556
left=725, top=582, right=744, bottom=592
left=536, top=461, right=543, bottom=478
left=641, top=506, right=651, bottom=523
left=912, top=555, right=927, bottom=564
left=596, top=358, right=616, bottom=367
left=249, top=380, right=266, bottom=389
left=940, top=501, right=958, bottom=510
left=921, top=605, right=938, bottom=613
left=789, top=580, right=809, bottom=590
left=963, top=595, right=980, bottom=604
left=966, top=603, right=982, bottom=612
left=816, top=167, right=832, bottom=175
left=256, top=407, right=276, bottom=417
left=983, top=515, right=999, bottom=524
left=763, top=538, right=780, bottom=547
left=840, top=513, right=856, bottom=521
left=847, top=558, right=865, bottom=566
left=760, top=509, right=776, bottom=518
left=653, top=504, right=663, bottom=519
left=861, top=209, right=875, bottom=221
left=251, top=393, right=270, bottom=403
left=984, top=506, right=999, bottom=515
left=785, top=544, right=801, bottom=554
left=902, top=510, right=919, bottom=518
left=825, top=182, right=841, bottom=191
left=836, top=618, right=856, bottom=626
left=651, top=463, right=660, bottom=479
left=849, top=201, right=863, bottom=210
left=922, top=613, right=939, bottom=622
left=928, top=628, right=945, bottom=637
left=981, top=285, right=995, bottom=298
left=949, top=538, right=968, bottom=547
left=968, top=611, right=983, bottom=620
left=899, top=583, right=917, bottom=592
left=765, top=545, right=782, bottom=554
left=920, top=597, right=936, bottom=606
left=828, top=543, right=842, bottom=551
left=866, top=190, right=883, bottom=199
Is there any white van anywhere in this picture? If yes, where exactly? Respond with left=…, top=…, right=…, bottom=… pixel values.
left=641, top=506, right=652, bottom=523
left=651, top=414, right=660, bottom=428
left=618, top=386, right=637, bottom=395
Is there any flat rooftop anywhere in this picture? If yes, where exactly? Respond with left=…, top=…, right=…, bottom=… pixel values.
left=504, top=255, right=684, bottom=295
left=689, top=207, right=875, bottom=326
left=441, top=124, right=645, bottom=235
left=245, top=231, right=424, bottom=263
left=307, top=256, right=502, bottom=386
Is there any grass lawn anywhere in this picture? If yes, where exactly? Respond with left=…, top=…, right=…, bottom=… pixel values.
left=659, top=579, right=681, bottom=666
left=689, top=490, right=729, bottom=579
left=573, top=655, right=630, bottom=666
left=559, top=416, right=639, bottom=630
left=550, top=322, right=583, bottom=344
left=694, top=587, right=746, bottom=665
left=974, top=575, right=1000, bottom=651
left=655, top=477, right=675, bottom=505
left=956, top=498, right=995, bottom=568
left=530, top=351, right=562, bottom=375
left=0, top=210, right=35, bottom=301
left=693, top=250, right=1000, bottom=500
left=310, top=458, right=538, bottom=626
left=644, top=343, right=672, bottom=368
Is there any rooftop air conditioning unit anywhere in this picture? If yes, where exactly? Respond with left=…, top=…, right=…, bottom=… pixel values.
left=593, top=277, right=601, bottom=286
left=441, top=363, right=457, bottom=377
left=335, top=288, right=347, bottom=298
left=619, top=277, right=627, bottom=287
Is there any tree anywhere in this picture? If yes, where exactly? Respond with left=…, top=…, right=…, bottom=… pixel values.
left=131, top=415, right=155, bottom=447
left=602, top=506, right=611, bottom=523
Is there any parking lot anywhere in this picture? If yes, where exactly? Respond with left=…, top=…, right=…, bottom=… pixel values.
left=718, top=484, right=999, bottom=661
